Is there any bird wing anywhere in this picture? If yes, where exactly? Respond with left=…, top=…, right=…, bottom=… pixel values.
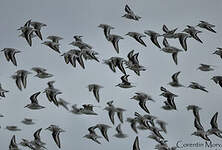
left=21, top=72, right=28, bottom=88
left=121, top=75, right=130, bottom=84
left=108, top=110, right=115, bottom=125
left=93, top=88, right=100, bottom=103
left=100, top=127, right=110, bottom=142
left=117, top=111, right=124, bottom=123
left=162, top=24, right=169, bottom=33
left=127, top=50, right=134, bottom=61
left=52, top=130, right=61, bottom=148
left=30, top=92, right=41, bottom=104
left=125, top=4, right=133, bottom=14
left=116, top=124, right=122, bottom=134
left=33, top=128, right=42, bottom=141
left=194, top=118, right=204, bottom=131
left=133, top=136, right=140, bottom=150
left=210, top=112, right=218, bottom=129
left=150, top=35, right=161, bottom=48
left=172, top=53, right=178, bottom=65
left=139, top=100, right=150, bottom=113
left=172, top=71, right=180, bottom=83
left=163, top=38, right=169, bottom=47
left=178, top=34, right=188, bottom=51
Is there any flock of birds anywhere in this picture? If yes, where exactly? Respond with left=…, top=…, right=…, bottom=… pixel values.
left=1, top=3, right=222, bottom=150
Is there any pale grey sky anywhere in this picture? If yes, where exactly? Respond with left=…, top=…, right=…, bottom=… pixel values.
left=0, top=0, right=222, bottom=149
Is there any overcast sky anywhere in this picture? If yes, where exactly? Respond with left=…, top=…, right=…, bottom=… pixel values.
left=0, top=0, right=222, bottom=149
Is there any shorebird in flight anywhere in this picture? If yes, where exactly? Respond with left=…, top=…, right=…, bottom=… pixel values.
left=207, top=112, right=222, bottom=138
left=122, top=4, right=141, bottom=21
left=191, top=118, right=211, bottom=141
left=161, top=38, right=183, bottom=65
left=113, top=124, right=128, bottom=138
left=187, top=82, right=208, bottom=93
left=46, top=125, right=65, bottom=148
left=116, top=75, right=135, bottom=88
left=25, top=92, right=45, bottom=110
left=197, top=64, right=214, bottom=71
left=125, top=32, right=147, bottom=47
left=1, top=48, right=21, bottom=66
left=183, top=25, right=203, bottom=43
left=168, top=71, right=184, bottom=87
left=88, top=84, right=103, bottom=103
left=197, top=21, right=216, bottom=33
left=144, top=30, right=162, bottom=48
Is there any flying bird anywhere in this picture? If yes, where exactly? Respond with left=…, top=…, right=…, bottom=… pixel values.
left=6, top=126, right=21, bottom=131
left=108, top=34, right=124, bottom=53
left=113, top=124, right=128, bottom=138
left=46, top=125, right=65, bottom=148
left=162, top=24, right=178, bottom=38
left=207, top=112, right=222, bottom=138
left=21, top=118, right=35, bottom=125
left=83, top=126, right=102, bottom=144
left=125, top=32, right=147, bottom=47
left=18, top=26, right=37, bottom=46
left=12, top=70, right=31, bottom=91
left=116, top=75, right=135, bottom=88
left=24, top=91, right=45, bottom=110
left=131, top=92, right=155, bottom=113
left=122, top=4, right=141, bottom=21
left=95, top=124, right=111, bottom=142
left=88, top=84, right=103, bottom=103
left=1, top=48, right=21, bottom=66
left=98, top=24, right=115, bottom=40
left=173, top=33, right=191, bottom=51
left=31, top=128, right=46, bottom=148
left=183, top=25, right=203, bottom=43
left=32, top=67, right=53, bottom=78
left=144, top=30, right=162, bottom=48
left=187, top=82, right=208, bottom=93
left=161, top=38, right=183, bottom=65
left=197, top=64, right=214, bottom=71
left=30, top=21, right=47, bottom=40
left=197, top=21, right=216, bottom=33
left=191, top=118, right=210, bottom=141
left=168, top=71, right=184, bottom=87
